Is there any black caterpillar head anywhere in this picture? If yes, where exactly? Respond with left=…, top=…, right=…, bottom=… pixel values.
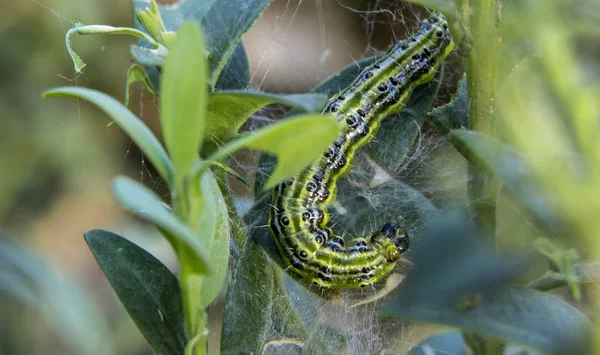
left=380, top=222, right=409, bottom=253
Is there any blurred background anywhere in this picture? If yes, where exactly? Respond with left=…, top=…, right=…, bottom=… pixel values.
left=1, top=1, right=446, bottom=353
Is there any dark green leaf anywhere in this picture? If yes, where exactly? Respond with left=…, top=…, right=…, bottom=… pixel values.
left=201, top=0, right=273, bottom=86
left=132, top=0, right=213, bottom=33
left=84, top=229, right=187, bottom=355
left=131, top=1, right=256, bottom=92
left=133, top=0, right=273, bottom=86
left=204, top=91, right=326, bottom=152
left=382, top=215, right=591, bottom=355
left=402, top=0, right=457, bottom=17
left=215, top=42, right=251, bottom=90
left=42, top=87, right=174, bottom=185
left=111, top=176, right=210, bottom=274
left=428, top=74, right=468, bottom=134
left=221, top=238, right=305, bottom=354
left=387, top=286, right=591, bottom=355
left=160, top=22, right=207, bottom=186
left=407, top=331, right=466, bottom=355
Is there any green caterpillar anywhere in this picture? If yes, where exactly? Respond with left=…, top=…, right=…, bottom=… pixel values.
left=269, top=12, right=454, bottom=289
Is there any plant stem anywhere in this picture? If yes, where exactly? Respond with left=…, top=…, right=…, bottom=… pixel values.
left=174, top=178, right=208, bottom=355
left=463, top=0, right=503, bottom=352
left=179, top=249, right=208, bottom=355
left=466, top=0, right=500, bottom=239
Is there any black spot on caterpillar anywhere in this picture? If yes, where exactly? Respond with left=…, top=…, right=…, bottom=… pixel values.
left=269, top=12, right=454, bottom=288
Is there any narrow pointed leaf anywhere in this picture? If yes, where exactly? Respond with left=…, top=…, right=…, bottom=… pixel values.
left=208, top=113, right=340, bottom=190
left=205, top=91, right=326, bottom=151
left=111, top=176, right=210, bottom=273
left=42, top=87, right=173, bottom=185
left=161, top=22, right=207, bottom=185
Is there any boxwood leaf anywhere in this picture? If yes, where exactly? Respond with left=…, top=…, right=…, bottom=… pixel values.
left=207, top=113, right=339, bottom=190
left=42, top=87, right=174, bottom=185
left=204, top=91, right=326, bottom=152
left=222, top=241, right=308, bottom=354
left=84, top=229, right=187, bottom=355
left=428, top=74, right=468, bottom=134
left=160, top=22, right=207, bottom=187
left=382, top=215, right=591, bottom=355
left=195, top=169, right=231, bottom=309
left=111, top=176, right=210, bottom=274
left=200, top=0, right=273, bottom=86
left=215, top=43, right=251, bottom=90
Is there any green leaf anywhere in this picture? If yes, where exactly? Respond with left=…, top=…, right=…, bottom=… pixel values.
left=84, top=229, right=187, bottom=355
left=130, top=45, right=165, bottom=67
left=206, top=113, right=340, bottom=190
left=448, top=130, right=566, bottom=233
left=124, top=64, right=157, bottom=108
left=201, top=0, right=273, bottom=86
left=133, top=0, right=273, bottom=87
left=382, top=216, right=591, bottom=355
left=111, top=176, right=210, bottom=274
left=65, top=24, right=166, bottom=73
left=42, top=87, right=174, bottom=185
left=132, top=0, right=212, bottom=34
left=204, top=91, right=327, bottom=152
left=196, top=169, right=231, bottom=309
left=221, top=239, right=276, bottom=354
left=529, top=261, right=600, bottom=293
left=388, top=286, right=591, bottom=355
left=161, top=22, right=207, bottom=187
left=130, top=38, right=250, bottom=97
left=428, top=74, right=468, bottom=134
left=0, top=238, right=109, bottom=355
left=215, top=43, right=251, bottom=90
left=209, top=161, right=250, bottom=189
left=407, top=331, right=466, bottom=355
left=221, top=238, right=307, bottom=354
